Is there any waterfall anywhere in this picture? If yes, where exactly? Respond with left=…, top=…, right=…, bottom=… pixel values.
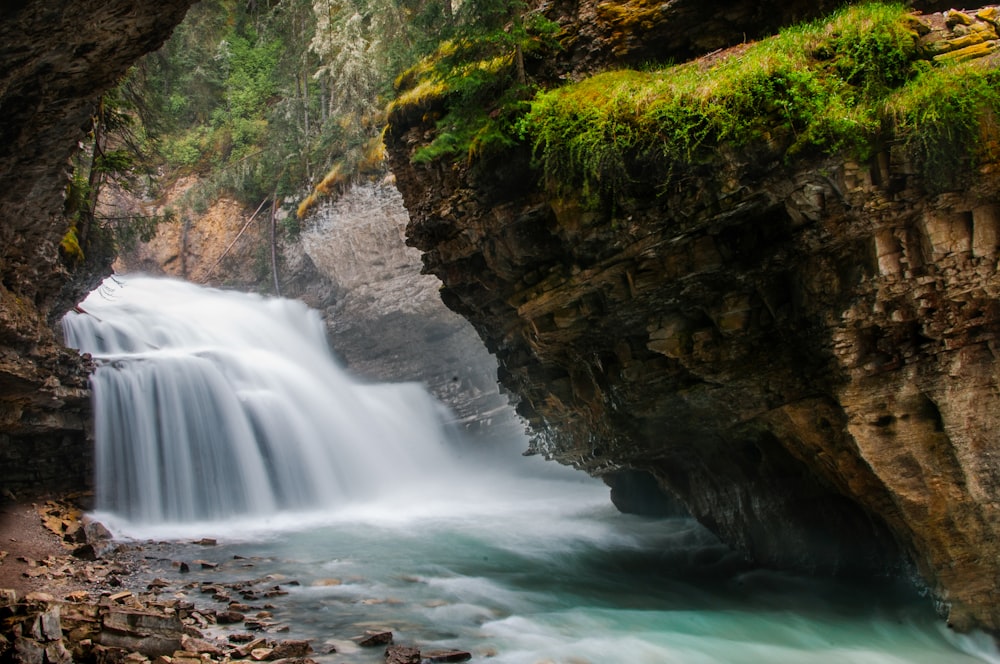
left=62, top=275, right=460, bottom=525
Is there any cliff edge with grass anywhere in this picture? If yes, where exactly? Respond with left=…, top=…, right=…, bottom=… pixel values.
left=386, top=2, right=1000, bottom=633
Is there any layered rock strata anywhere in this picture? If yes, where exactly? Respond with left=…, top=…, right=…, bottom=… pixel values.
left=386, top=4, right=1000, bottom=633
left=0, top=0, right=196, bottom=497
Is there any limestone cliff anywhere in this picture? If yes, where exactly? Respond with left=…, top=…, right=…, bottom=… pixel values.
left=386, top=2, right=1000, bottom=634
left=293, top=182, right=527, bottom=443
left=0, top=0, right=196, bottom=496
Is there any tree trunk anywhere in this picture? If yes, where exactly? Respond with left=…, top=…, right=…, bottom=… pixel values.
left=270, top=195, right=281, bottom=296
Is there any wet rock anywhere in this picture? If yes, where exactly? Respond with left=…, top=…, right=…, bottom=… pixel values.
left=357, top=630, right=393, bottom=647
left=267, top=640, right=312, bottom=660
left=215, top=610, right=245, bottom=625
left=0, top=588, right=17, bottom=608
left=422, top=650, right=472, bottom=663
left=227, top=632, right=256, bottom=643
left=179, top=634, right=224, bottom=657
left=384, top=1, right=1000, bottom=636
left=233, top=637, right=267, bottom=658
left=384, top=645, right=420, bottom=664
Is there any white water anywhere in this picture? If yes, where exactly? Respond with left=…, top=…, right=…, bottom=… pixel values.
left=62, top=275, right=463, bottom=524
left=62, top=276, right=1000, bottom=663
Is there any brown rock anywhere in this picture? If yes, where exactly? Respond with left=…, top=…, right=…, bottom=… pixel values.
left=266, top=640, right=312, bottom=660
left=216, top=610, right=245, bottom=625
left=384, top=645, right=421, bottom=664
left=423, top=649, right=472, bottom=662
left=357, top=630, right=393, bottom=647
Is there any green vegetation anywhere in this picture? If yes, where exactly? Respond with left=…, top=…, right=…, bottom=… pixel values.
left=63, top=74, right=173, bottom=266
left=389, top=4, right=559, bottom=164
left=393, top=2, right=1000, bottom=206
left=75, top=0, right=1000, bottom=264
left=887, top=64, right=1000, bottom=190
left=86, top=0, right=544, bottom=242
left=519, top=3, right=1000, bottom=203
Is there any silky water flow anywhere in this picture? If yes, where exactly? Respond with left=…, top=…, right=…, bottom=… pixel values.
left=62, top=275, right=1000, bottom=663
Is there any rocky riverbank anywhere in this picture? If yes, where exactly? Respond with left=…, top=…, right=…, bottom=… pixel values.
left=0, top=501, right=473, bottom=664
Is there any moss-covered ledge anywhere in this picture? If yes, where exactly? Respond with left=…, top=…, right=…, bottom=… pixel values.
left=389, top=4, right=1000, bottom=202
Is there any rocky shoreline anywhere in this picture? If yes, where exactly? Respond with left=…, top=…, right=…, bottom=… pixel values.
left=0, top=501, right=471, bottom=664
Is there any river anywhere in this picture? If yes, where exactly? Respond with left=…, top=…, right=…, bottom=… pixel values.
left=62, top=275, right=1000, bottom=663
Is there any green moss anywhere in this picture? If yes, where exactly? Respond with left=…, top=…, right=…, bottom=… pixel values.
left=887, top=63, right=1000, bottom=189
left=60, top=225, right=84, bottom=264
left=520, top=3, right=932, bottom=202
left=390, top=13, right=560, bottom=164
left=392, top=2, right=1000, bottom=202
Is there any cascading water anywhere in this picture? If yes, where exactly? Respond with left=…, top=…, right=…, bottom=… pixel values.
left=62, top=275, right=460, bottom=524
left=62, top=275, right=1000, bottom=663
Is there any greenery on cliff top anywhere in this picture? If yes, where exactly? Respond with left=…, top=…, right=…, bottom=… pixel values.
left=527, top=3, right=1000, bottom=201
left=393, top=2, right=1000, bottom=203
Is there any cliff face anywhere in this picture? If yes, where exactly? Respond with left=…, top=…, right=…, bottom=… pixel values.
left=0, top=0, right=195, bottom=496
left=386, top=2, right=1000, bottom=634
left=293, top=182, right=527, bottom=444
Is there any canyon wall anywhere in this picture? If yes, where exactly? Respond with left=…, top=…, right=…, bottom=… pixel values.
left=386, top=2, right=1000, bottom=633
left=0, top=0, right=196, bottom=497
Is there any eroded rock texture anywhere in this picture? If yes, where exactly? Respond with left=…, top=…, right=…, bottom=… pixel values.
left=0, top=0, right=196, bottom=496
left=386, top=2, right=1000, bottom=634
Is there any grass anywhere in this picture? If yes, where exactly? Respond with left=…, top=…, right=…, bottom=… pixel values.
left=389, top=2, right=1000, bottom=202
left=520, top=3, right=927, bottom=202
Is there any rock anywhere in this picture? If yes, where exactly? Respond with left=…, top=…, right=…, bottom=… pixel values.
left=93, top=645, right=131, bottom=664
left=82, top=517, right=113, bottom=543
left=384, top=645, right=421, bottom=664
left=24, top=593, right=55, bottom=604
left=72, top=544, right=98, bottom=561
left=227, top=633, right=256, bottom=644
left=385, top=3, right=1000, bottom=636
left=215, top=610, right=245, bottom=625
left=267, top=640, right=312, bottom=660
left=35, top=605, right=63, bottom=641
left=357, top=630, right=393, bottom=647
left=178, top=634, right=223, bottom=657
left=0, top=589, right=17, bottom=607
left=106, top=592, right=133, bottom=603
left=99, top=609, right=185, bottom=657
left=250, top=647, right=273, bottom=661
left=423, top=650, right=472, bottom=662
